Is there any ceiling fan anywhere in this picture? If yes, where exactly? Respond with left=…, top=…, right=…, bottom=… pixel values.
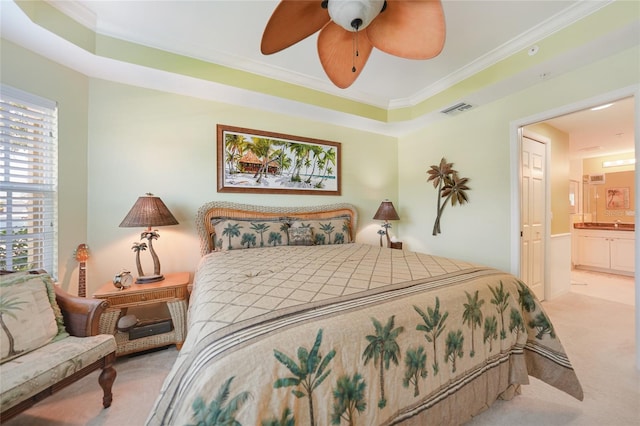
left=261, top=0, right=446, bottom=89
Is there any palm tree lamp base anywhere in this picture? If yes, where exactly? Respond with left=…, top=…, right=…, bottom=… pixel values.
left=136, top=274, right=164, bottom=284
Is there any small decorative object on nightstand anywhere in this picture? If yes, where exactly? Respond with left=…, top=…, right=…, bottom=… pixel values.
left=94, top=272, right=190, bottom=356
left=119, top=193, right=179, bottom=283
left=373, top=199, right=400, bottom=248
left=389, top=240, right=403, bottom=250
left=112, top=269, right=133, bottom=290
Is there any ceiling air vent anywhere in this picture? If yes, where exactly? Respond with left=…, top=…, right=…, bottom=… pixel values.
left=440, top=102, right=474, bottom=115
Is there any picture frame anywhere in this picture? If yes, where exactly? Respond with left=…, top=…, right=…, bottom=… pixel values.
left=605, top=186, right=630, bottom=210
left=217, top=125, right=341, bottom=195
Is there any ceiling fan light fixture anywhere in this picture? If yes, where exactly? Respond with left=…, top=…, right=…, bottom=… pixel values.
left=328, top=0, right=386, bottom=32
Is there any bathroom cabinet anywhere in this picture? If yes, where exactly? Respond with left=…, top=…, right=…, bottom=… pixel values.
left=573, top=228, right=635, bottom=275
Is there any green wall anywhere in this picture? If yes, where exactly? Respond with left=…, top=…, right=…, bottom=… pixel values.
left=397, top=46, right=639, bottom=272
left=85, top=79, right=398, bottom=290
left=1, top=39, right=89, bottom=289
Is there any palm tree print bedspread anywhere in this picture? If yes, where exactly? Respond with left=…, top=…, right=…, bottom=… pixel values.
left=147, top=244, right=582, bottom=425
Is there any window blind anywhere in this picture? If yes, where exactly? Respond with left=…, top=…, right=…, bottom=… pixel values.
left=0, top=85, right=58, bottom=276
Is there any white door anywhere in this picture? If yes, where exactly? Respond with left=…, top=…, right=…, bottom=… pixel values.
left=521, top=136, right=546, bottom=300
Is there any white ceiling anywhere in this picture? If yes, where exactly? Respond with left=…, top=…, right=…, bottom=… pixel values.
left=2, top=0, right=636, bottom=155
left=48, top=0, right=589, bottom=106
left=544, top=96, right=635, bottom=159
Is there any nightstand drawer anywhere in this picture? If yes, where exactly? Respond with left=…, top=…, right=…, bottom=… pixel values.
left=100, top=287, right=188, bottom=307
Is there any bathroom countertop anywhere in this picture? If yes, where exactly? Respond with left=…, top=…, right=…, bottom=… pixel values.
left=573, top=222, right=635, bottom=231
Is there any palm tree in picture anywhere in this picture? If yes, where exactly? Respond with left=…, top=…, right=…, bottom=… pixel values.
left=528, top=311, right=556, bottom=339
left=444, top=329, right=464, bottom=373
left=224, top=133, right=248, bottom=174
left=188, top=376, right=250, bottom=426
left=269, top=141, right=289, bottom=177
left=304, top=145, right=325, bottom=184
left=362, top=315, right=404, bottom=408
left=515, top=280, right=537, bottom=312
left=607, top=188, right=622, bottom=208
left=402, top=346, right=428, bottom=397
left=319, top=222, right=335, bottom=245
left=331, top=372, right=367, bottom=426
left=462, top=290, right=484, bottom=357
left=509, top=308, right=526, bottom=335
left=248, top=137, right=273, bottom=184
left=0, top=295, right=26, bottom=358
left=241, top=233, right=257, bottom=249
left=251, top=222, right=270, bottom=247
left=268, top=231, right=282, bottom=247
left=289, top=143, right=310, bottom=182
left=262, top=407, right=295, bottom=426
left=273, top=329, right=336, bottom=426
left=488, top=281, right=511, bottom=339
left=131, top=242, right=147, bottom=277
left=414, top=297, right=449, bottom=375
left=317, top=147, right=336, bottom=187
left=222, top=223, right=242, bottom=250
left=483, top=316, right=499, bottom=352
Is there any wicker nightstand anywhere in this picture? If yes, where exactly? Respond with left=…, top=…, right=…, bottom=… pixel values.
left=93, top=272, right=190, bottom=356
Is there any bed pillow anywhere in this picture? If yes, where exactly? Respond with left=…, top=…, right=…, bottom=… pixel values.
left=290, top=215, right=352, bottom=245
left=0, top=271, right=68, bottom=364
left=212, top=218, right=290, bottom=250
left=288, top=226, right=314, bottom=246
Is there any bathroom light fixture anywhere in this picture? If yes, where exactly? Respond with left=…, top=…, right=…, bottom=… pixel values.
left=603, top=158, right=635, bottom=168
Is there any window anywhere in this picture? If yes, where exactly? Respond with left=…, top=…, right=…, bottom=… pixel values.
left=0, top=85, right=58, bottom=276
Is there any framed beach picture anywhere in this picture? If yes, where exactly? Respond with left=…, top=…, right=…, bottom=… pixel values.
left=605, top=186, right=630, bottom=210
left=217, top=125, right=341, bottom=195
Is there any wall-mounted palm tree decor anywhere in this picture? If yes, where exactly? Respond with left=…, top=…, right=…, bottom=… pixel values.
left=427, top=158, right=471, bottom=236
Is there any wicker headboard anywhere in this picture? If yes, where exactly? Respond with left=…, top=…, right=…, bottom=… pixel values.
left=195, top=202, right=358, bottom=256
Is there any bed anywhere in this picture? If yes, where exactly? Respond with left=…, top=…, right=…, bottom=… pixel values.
left=147, top=202, right=583, bottom=425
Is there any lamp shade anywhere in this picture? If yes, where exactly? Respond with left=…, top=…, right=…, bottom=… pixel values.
left=119, top=194, right=179, bottom=228
left=373, top=200, right=400, bottom=221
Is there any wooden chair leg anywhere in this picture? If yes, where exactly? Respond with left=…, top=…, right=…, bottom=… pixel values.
left=98, top=361, right=117, bottom=408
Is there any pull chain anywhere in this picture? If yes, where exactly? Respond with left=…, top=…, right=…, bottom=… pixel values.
left=352, top=30, right=359, bottom=73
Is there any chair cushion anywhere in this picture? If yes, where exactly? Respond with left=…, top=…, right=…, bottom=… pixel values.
left=0, top=272, right=68, bottom=364
left=0, top=334, right=116, bottom=412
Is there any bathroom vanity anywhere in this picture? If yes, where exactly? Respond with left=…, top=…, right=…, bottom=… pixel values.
left=572, top=222, right=635, bottom=275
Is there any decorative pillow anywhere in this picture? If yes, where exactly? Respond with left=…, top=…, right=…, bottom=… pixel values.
left=0, top=271, right=67, bottom=364
left=289, top=226, right=314, bottom=246
left=212, top=218, right=290, bottom=250
left=290, top=216, right=352, bottom=245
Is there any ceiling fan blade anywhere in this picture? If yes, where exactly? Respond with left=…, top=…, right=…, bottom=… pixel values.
left=318, top=22, right=374, bottom=89
left=261, top=0, right=330, bottom=54
left=366, top=0, right=446, bottom=59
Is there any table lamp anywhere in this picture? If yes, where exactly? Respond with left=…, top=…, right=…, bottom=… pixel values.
left=373, top=199, right=400, bottom=248
left=119, top=193, right=178, bottom=283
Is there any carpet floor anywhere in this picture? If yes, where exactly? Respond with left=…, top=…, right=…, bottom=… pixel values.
left=4, top=271, right=638, bottom=425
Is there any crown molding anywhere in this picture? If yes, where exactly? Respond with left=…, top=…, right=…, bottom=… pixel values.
left=38, top=0, right=613, bottom=111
